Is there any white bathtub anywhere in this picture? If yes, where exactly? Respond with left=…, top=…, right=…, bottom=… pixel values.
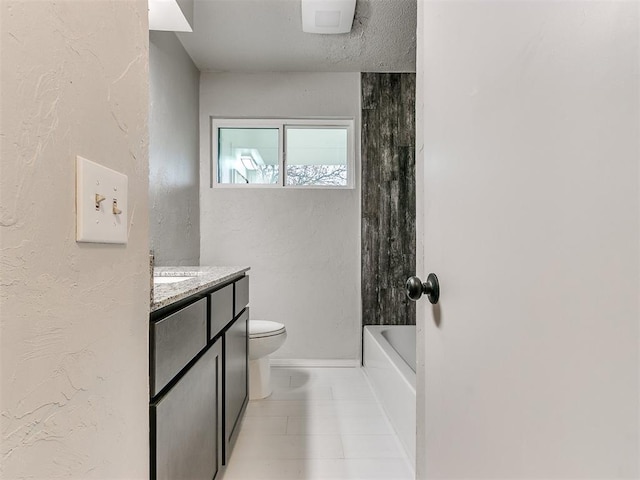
left=363, top=325, right=416, bottom=466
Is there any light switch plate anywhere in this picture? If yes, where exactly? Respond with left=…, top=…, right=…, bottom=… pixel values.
left=76, top=156, right=128, bottom=244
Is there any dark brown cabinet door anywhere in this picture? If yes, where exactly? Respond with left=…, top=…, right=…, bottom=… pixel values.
left=152, top=339, right=223, bottom=480
left=224, top=307, right=248, bottom=462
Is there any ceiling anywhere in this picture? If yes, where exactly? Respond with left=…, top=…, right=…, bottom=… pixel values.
left=176, top=0, right=417, bottom=73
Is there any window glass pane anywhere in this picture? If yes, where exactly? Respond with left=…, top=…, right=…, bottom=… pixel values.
left=218, top=128, right=279, bottom=184
left=285, top=127, right=348, bottom=186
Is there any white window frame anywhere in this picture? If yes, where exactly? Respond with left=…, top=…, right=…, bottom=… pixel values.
left=210, top=118, right=355, bottom=189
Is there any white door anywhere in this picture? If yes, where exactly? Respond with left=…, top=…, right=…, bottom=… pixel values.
left=415, top=2, right=639, bottom=478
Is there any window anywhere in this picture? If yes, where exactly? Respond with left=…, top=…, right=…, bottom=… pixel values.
left=212, top=119, right=354, bottom=188
left=217, top=127, right=280, bottom=185
left=285, top=127, right=348, bottom=186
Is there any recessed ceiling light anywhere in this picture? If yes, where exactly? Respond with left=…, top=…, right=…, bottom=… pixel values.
left=148, top=0, right=193, bottom=32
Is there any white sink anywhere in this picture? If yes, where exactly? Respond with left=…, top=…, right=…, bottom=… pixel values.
left=154, top=276, right=194, bottom=284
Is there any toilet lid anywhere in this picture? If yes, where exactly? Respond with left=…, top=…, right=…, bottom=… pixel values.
left=249, top=320, right=286, bottom=338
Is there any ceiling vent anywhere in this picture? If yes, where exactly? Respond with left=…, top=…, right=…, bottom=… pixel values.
left=301, top=0, right=357, bottom=34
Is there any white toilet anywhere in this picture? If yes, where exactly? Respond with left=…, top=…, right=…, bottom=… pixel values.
left=248, top=320, right=287, bottom=400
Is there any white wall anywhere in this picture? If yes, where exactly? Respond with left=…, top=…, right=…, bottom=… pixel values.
left=149, top=32, right=200, bottom=266
left=1, top=1, right=149, bottom=478
left=200, top=73, right=361, bottom=361
left=416, top=2, right=639, bottom=478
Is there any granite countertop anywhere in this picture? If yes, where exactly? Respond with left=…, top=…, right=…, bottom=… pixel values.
left=151, top=266, right=250, bottom=312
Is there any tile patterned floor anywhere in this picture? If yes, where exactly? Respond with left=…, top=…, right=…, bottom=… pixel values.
left=221, top=367, right=414, bottom=480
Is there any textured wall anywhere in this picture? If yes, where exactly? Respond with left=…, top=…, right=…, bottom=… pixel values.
left=178, top=0, right=416, bottom=73
left=361, top=73, right=416, bottom=326
left=0, top=1, right=149, bottom=478
left=149, top=31, right=200, bottom=265
left=200, top=73, right=361, bottom=362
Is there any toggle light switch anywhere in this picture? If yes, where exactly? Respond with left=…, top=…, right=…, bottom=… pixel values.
left=112, top=199, right=122, bottom=215
left=95, top=194, right=106, bottom=210
left=76, top=156, right=128, bottom=244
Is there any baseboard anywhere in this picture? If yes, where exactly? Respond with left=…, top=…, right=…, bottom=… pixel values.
left=270, top=358, right=360, bottom=368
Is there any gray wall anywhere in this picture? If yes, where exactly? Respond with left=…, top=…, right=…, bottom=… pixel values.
left=200, top=73, right=361, bottom=363
left=149, top=32, right=200, bottom=265
left=1, top=1, right=149, bottom=477
left=361, top=73, right=416, bottom=326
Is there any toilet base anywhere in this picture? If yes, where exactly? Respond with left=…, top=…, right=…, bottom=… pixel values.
left=249, top=356, right=272, bottom=400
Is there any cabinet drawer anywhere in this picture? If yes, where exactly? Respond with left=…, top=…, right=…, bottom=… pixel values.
left=234, top=276, right=249, bottom=315
left=209, top=284, right=233, bottom=340
left=151, top=298, right=207, bottom=396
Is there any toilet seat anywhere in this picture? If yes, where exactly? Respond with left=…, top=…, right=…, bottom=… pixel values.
left=249, top=320, right=286, bottom=339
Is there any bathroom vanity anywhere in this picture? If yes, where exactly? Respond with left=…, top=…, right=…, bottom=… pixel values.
left=149, top=267, right=250, bottom=480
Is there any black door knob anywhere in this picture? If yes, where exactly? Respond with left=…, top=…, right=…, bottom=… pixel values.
left=406, top=273, right=440, bottom=304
